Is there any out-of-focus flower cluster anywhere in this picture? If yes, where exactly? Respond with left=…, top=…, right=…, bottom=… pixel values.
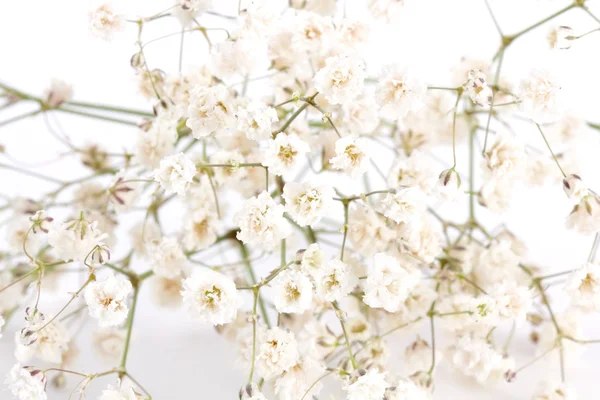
left=1, top=0, right=599, bottom=399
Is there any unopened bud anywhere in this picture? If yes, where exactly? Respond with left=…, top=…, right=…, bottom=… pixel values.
left=563, top=174, right=587, bottom=204
left=548, top=25, right=575, bottom=50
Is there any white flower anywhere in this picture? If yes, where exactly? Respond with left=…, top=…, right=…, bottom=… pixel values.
left=476, top=240, right=524, bottom=290
left=342, top=95, right=380, bottom=134
left=300, top=243, right=326, bottom=279
left=209, top=35, right=268, bottom=80
left=153, top=152, right=197, bottom=196
left=255, top=327, right=299, bottom=379
left=186, top=84, right=236, bottom=138
left=47, top=217, right=108, bottom=262
left=547, top=26, right=575, bottom=50
left=290, top=0, right=336, bottom=15
left=209, top=150, right=248, bottom=187
left=235, top=191, right=291, bottom=250
left=368, top=0, right=405, bottom=23
left=5, top=364, right=47, bottom=400
left=92, top=327, right=126, bottom=363
left=149, top=237, right=186, bottom=279
left=562, top=174, right=588, bottom=204
left=275, top=357, right=326, bottom=400
left=262, top=133, right=310, bottom=176
left=236, top=100, right=279, bottom=141
left=181, top=269, right=242, bottom=325
left=283, top=181, right=334, bottom=226
left=15, top=310, right=70, bottom=364
left=532, top=381, right=577, bottom=400
left=85, top=273, right=132, bottom=327
left=317, top=258, right=357, bottom=302
left=271, top=270, right=313, bottom=314
left=482, top=133, right=526, bottom=179
left=239, top=382, right=268, bottom=400
left=134, top=110, right=178, bottom=168
left=381, top=187, right=426, bottom=224
left=519, top=69, right=564, bottom=124
left=403, top=339, right=437, bottom=377
left=566, top=195, right=600, bottom=235
left=182, top=207, right=218, bottom=251
left=99, top=384, right=143, bottom=400
left=330, top=136, right=370, bottom=178
left=314, top=53, right=365, bottom=105
left=377, top=65, right=426, bottom=119
left=345, top=369, right=388, bottom=400
left=565, top=262, right=600, bottom=311
left=349, top=204, right=395, bottom=257
left=489, top=282, right=533, bottom=321
left=385, top=379, right=430, bottom=400
left=465, top=69, right=493, bottom=107
left=449, top=335, right=515, bottom=384
left=363, top=253, right=421, bottom=312
left=172, top=0, right=212, bottom=26
left=89, top=2, right=124, bottom=40
left=479, top=178, right=512, bottom=213
left=149, top=276, right=183, bottom=308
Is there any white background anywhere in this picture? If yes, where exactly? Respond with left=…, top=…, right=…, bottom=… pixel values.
left=2, top=0, right=600, bottom=399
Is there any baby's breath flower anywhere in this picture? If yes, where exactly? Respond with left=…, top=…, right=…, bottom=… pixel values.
left=85, top=273, right=132, bottom=327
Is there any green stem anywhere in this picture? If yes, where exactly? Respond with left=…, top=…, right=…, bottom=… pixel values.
left=535, top=123, right=566, bottom=178
left=64, top=101, right=153, bottom=117
left=119, top=284, right=140, bottom=376
left=0, top=109, right=42, bottom=128
left=508, top=3, right=576, bottom=41
left=55, top=108, right=139, bottom=126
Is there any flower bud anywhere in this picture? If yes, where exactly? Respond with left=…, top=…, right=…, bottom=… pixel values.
left=434, top=169, right=462, bottom=202
left=548, top=25, right=575, bottom=50
left=563, top=174, right=588, bottom=204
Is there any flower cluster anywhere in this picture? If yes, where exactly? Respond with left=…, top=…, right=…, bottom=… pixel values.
left=1, top=0, right=600, bottom=399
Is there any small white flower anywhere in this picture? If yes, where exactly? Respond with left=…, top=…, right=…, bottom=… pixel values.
left=181, top=268, right=242, bottom=325
left=89, top=2, right=124, bottom=40
left=489, top=282, right=533, bottom=321
left=385, top=379, right=430, bottom=400
left=482, top=133, right=526, bottom=180
left=262, top=133, right=310, bottom=176
left=565, top=262, right=600, bottom=311
left=342, top=95, right=380, bottom=134
left=330, top=136, right=370, bottom=178
left=149, top=276, right=183, bottom=308
left=15, top=309, right=70, bottom=364
left=363, top=253, right=421, bottom=312
left=479, top=178, right=512, bottom=213
left=476, top=240, right=523, bottom=290
left=547, top=26, right=575, bottom=50
left=134, top=110, right=178, bottom=168
left=519, top=69, right=564, bottom=124
left=368, top=0, right=405, bottom=23
left=345, top=369, right=388, bottom=400
left=271, top=269, right=313, bottom=314
left=449, top=335, right=515, bottom=384
left=149, top=237, right=186, bottom=279
left=186, top=84, right=236, bottom=138
left=255, top=327, right=300, bottom=379
left=153, top=153, right=197, bottom=196
left=85, top=273, right=132, bottom=327
left=465, top=69, right=493, bottom=107
left=381, top=186, right=427, bottom=224
left=99, top=384, right=143, bottom=400
left=235, top=191, right=291, bottom=250
left=237, top=100, right=279, bottom=141
left=300, top=243, right=326, bottom=279
left=283, top=181, right=334, bottom=226
left=182, top=207, right=218, bottom=251
left=377, top=65, right=426, bottom=119
left=92, top=327, right=126, bottom=363
left=314, top=52, right=365, bottom=105
left=5, top=364, right=47, bottom=400
left=404, top=339, right=438, bottom=377
left=317, top=258, right=357, bottom=302
left=274, top=357, right=326, bottom=400
left=47, top=217, right=108, bottom=263
left=566, top=195, right=600, bottom=235
left=562, top=174, right=588, bottom=204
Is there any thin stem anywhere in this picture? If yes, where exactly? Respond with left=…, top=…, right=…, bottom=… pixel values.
left=509, top=3, right=576, bottom=41
left=332, top=302, right=357, bottom=370
left=483, top=0, right=504, bottom=36
left=247, top=289, right=259, bottom=383
left=513, top=345, right=557, bottom=375
left=119, top=284, right=140, bottom=374
left=482, top=49, right=504, bottom=156
left=589, top=233, right=600, bottom=262
left=535, top=123, right=566, bottom=178
left=581, top=5, right=600, bottom=26
left=451, top=90, right=463, bottom=168
left=427, top=314, right=436, bottom=375
left=0, top=267, right=39, bottom=294
left=64, top=101, right=153, bottom=117
left=340, top=201, right=350, bottom=261
left=240, top=243, right=271, bottom=328
left=0, top=109, right=41, bottom=128
left=55, top=108, right=139, bottom=126
left=300, top=370, right=335, bottom=400
left=179, top=26, right=185, bottom=73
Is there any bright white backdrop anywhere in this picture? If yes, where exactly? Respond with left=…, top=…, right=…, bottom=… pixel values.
left=2, top=0, right=600, bottom=399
